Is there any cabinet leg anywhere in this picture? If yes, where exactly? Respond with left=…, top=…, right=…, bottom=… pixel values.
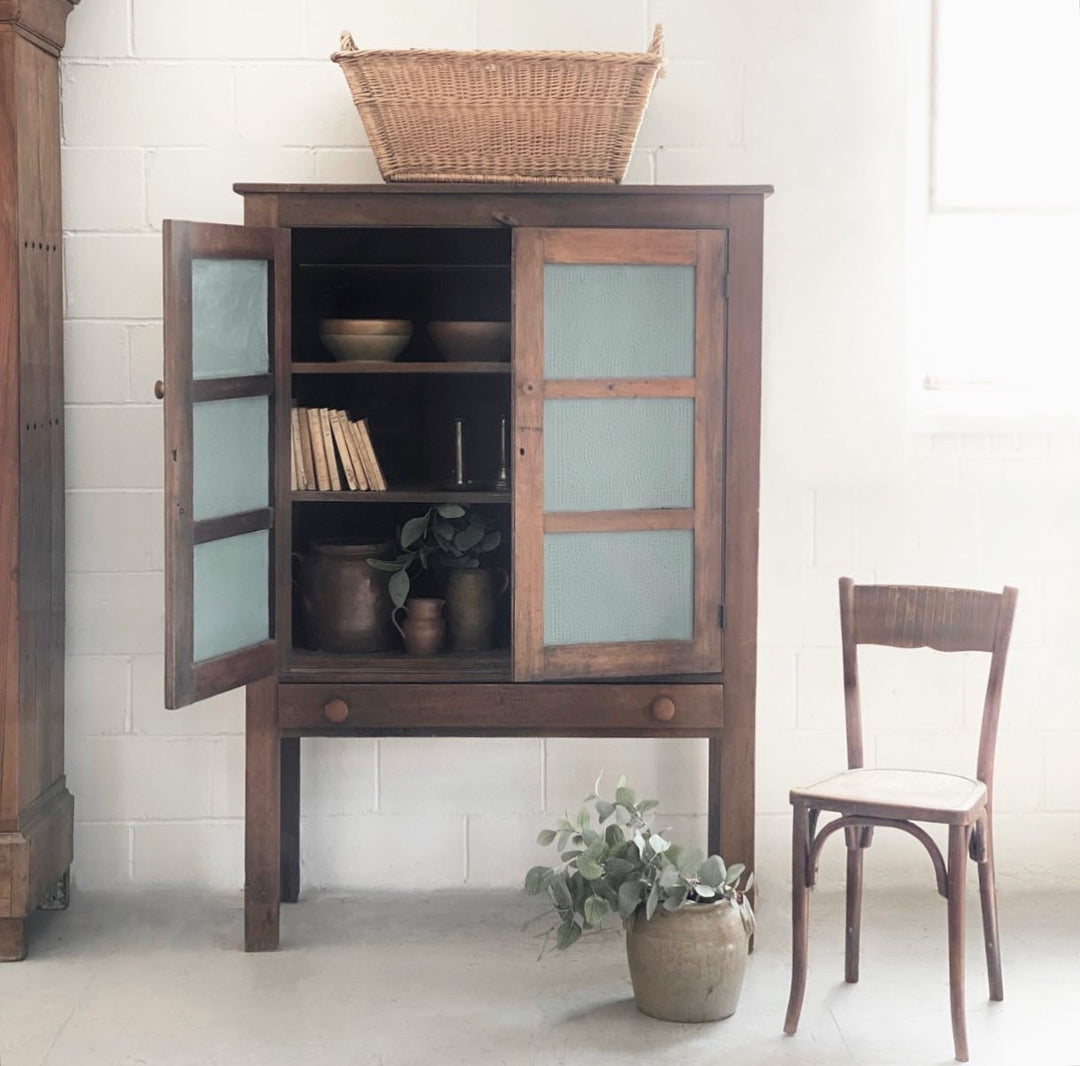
left=707, top=737, right=722, bottom=856
left=245, top=677, right=280, bottom=952
left=40, top=868, right=71, bottom=911
left=280, top=737, right=301, bottom=904
left=0, top=918, right=27, bottom=962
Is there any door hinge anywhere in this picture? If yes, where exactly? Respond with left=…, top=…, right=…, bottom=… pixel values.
left=718, top=604, right=725, bottom=629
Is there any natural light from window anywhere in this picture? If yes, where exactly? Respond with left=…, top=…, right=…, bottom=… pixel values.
left=912, top=0, right=1080, bottom=420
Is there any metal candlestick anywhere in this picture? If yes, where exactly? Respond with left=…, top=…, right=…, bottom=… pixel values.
left=492, top=415, right=510, bottom=492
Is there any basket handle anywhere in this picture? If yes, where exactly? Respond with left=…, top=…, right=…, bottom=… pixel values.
left=648, top=24, right=663, bottom=56
left=339, top=30, right=357, bottom=52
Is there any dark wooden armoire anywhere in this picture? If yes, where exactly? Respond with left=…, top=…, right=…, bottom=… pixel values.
left=0, top=0, right=78, bottom=961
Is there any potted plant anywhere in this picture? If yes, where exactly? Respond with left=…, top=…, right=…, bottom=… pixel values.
left=524, top=776, right=755, bottom=1023
left=367, top=504, right=507, bottom=651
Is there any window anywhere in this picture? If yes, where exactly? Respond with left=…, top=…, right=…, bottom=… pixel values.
left=909, top=0, right=1080, bottom=422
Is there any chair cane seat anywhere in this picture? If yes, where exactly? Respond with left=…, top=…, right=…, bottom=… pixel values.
left=791, top=768, right=988, bottom=824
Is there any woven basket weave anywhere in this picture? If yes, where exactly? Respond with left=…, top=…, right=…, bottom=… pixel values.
left=330, top=26, right=664, bottom=184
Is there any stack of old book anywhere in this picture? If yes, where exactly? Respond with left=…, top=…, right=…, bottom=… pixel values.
left=290, top=406, right=387, bottom=492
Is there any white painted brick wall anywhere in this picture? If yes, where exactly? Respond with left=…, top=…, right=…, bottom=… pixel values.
left=58, top=0, right=1080, bottom=900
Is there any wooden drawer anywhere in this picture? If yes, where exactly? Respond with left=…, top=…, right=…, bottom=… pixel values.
left=278, top=682, right=722, bottom=736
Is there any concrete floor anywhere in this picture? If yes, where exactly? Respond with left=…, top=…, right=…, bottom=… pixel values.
left=1, top=887, right=1077, bottom=1065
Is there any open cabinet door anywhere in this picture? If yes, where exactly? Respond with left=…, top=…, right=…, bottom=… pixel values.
left=512, top=227, right=727, bottom=682
left=163, top=221, right=289, bottom=708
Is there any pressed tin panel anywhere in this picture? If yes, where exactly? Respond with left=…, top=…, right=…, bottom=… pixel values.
left=191, top=257, right=269, bottom=379
left=543, top=263, right=695, bottom=378
left=543, top=397, right=694, bottom=512
left=193, top=530, right=270, bottom=662
left=543, top=530, right=694, bottom=646
left=192, top=396, right=269, bottom=521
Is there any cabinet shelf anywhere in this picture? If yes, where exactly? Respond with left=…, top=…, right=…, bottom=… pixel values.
left=285, top=647, right=511, bottom=683
left=292, top=361, right=511, bottom=375
left=292, top=487, right=510, bottom=504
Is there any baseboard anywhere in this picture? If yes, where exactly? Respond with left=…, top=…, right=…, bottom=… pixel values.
left=0, top=778, right=74, bottom=919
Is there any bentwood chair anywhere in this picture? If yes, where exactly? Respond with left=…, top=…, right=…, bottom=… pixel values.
left=783, top=578, right=1018, bottom=1062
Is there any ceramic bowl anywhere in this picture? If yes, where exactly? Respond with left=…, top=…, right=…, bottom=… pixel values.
left=318, top=319, right=412, bottom=362
left=428, top=321, right=511, bottom=363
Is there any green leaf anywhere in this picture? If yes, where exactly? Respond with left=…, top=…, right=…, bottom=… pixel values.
left=581, top=828, right=600, bottom=847
left=549, top=874, right=572, bottom=910
left=615, top=786, right=636, bottom=808
left=583, top=895, right=609, bottom=925
left=400, top=515, right=429, bottom=549
left=595, top=800, right=616, bottom=823
left=604, top=857, right=636, bottom=879
left=659, top=864, right=683, bottom=889
left=478, top=530, right=501, bottom=552
left=604, top=824, right=624, bottom=848
left=536, top=828, right=557, bottom=846
left=675, top=846, right=704, bottom=876
left=454, top=525, right=485, bottom=552
left=645, top=882, right=659, bottom=921
left=524, top=866, right=551, bottom=894
left=698, top=855, right=726, bottom=888
left=560, top=850, right=583, bottom=863
left=661, top=890, right=687, bottom=912
left=744, top=871, right=755, bottom=894
left=435, top=503, right=466, bottom=519
left=556, top=831, right=570, bottom=852
left=648, top=834, right=670, bottom=854
left=365, top=558, right=403, bottom=572
left=618, top=879, right=643, bottom=919
left=591, top=880, right=619, bottom=907
left=578, top=859, right=604, bottom=880
left=555, top=920, right=581, bottom=950
left=637, top=799, right=660, bottom=812
left=694, top=883, right=717, bottom=899
left=724, top=862, right=746, bottom=886
left=388, top=568, right=410, bottom=608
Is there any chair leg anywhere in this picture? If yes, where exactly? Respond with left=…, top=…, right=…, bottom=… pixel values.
left=784, top=803, right=812, bottom=1035
left=946, top=824, right=970, bottom=1062
left=845, top=843, right=864, bottom=983
left=977, top=817, right=1004, bottom=1001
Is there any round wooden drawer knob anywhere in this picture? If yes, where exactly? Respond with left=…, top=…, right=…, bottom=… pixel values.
left=324, top=698, right=349, bottom=724
left=650, top=696, right=676, bottom=722
left=153, top=380, right=165, bottom=400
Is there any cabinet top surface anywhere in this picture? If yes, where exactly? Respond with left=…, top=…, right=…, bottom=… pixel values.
left=233, top=182, right=773, bottom=198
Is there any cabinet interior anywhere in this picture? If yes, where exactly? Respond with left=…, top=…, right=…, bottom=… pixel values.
left=286, top=226, right=514, bottom=679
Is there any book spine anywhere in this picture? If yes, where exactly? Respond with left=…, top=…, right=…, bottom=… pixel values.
left=298, top=405, right=316, bottom=490
left=329, top=409, right=360, bottom=491
left=357, top=417, right=387, bottom=492
left=339, top=410, right=369, bottom=490
left=346, top=417, right=374, bottom=489
left=306, top=406, right=331, bottom=491
left=290, top=406, right=305, bottom=491
left=290, top=415, right=298, bottom=490
left=318, top=408, right=342, bottom=491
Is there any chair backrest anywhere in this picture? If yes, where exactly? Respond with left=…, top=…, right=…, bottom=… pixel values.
left=838, top=577, right=1018, bottom=796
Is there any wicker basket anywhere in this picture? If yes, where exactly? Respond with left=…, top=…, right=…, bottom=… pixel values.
left=330, top=26, right=664, bottom=184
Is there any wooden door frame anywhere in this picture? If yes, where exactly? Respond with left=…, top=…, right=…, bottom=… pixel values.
left=162, top=220, right=289, bottom=708
left=511, top=226, right=728, bottom=682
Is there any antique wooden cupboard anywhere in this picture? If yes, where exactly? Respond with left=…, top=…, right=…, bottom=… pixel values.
left=0, top=0, right=79, bottom=963
left=159, top=185, right=768, bottom=951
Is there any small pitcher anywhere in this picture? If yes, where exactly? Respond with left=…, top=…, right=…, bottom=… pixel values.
left=392, top=597, right=446, bottom=656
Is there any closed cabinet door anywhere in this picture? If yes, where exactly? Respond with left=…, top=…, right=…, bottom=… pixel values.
left=512, top=228, right=727, bottom=682
left=161, top=221, right=290, bottom=708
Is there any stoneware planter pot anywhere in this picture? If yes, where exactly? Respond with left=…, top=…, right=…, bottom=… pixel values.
left=298, top=539, right=395, bottom=653
left=624, top=900, right=751, bottom=1023
left=392, top=597, right=446, bottom=656
left=444, top=568, right=509, bottom=651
